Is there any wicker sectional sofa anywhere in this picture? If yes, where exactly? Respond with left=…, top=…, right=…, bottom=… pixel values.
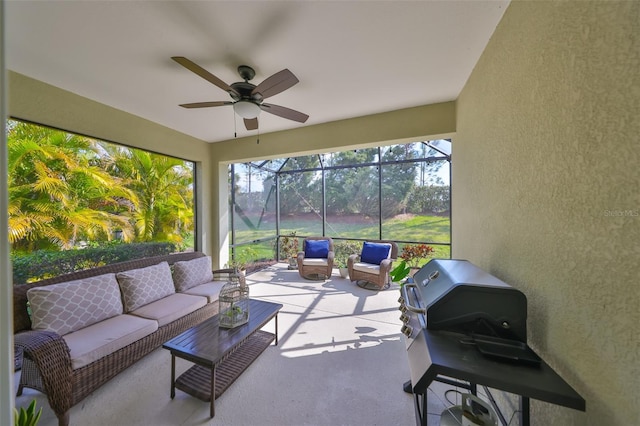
left=13, top=251, right=239, bottom=426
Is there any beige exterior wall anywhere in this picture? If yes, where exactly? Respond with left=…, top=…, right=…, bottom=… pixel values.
left=211, top=102, right=455, bottom=163
left=455, top=2, right=639, bottom=425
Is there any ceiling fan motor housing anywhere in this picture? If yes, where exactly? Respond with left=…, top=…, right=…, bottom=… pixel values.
left=230, top=81, right=263, bottom=103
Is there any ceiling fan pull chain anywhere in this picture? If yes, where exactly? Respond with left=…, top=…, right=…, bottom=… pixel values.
left=234, top=108, right=237, bottom=138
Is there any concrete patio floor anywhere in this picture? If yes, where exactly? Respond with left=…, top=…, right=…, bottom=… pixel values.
left=14, top=264, right=470, bottom=426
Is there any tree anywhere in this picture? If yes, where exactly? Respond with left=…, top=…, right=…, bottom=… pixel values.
left=101, top=144, right=194, bottom=246
left=325, top=149, right=378, bottom=216
left=278, top=156, right=322, bottom=216
left=381, top=144, right=418, bottom=218
left=7, top=121, right=137, bottom=251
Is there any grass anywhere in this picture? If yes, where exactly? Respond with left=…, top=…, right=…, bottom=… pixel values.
left=233, top=213, right=451, bottom=262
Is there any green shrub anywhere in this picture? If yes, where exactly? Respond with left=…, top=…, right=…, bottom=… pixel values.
left=12, top=242, right=176, bottom=284
left=334, top=240, right=362, bottom=268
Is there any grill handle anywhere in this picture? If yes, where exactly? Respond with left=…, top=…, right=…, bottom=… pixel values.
left=401, top=283, right=426, bottom=314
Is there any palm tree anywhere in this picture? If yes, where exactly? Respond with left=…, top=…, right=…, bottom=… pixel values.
left=7, top=121, right=137, bottom=250
left=101, top=144, right=194, bottom=246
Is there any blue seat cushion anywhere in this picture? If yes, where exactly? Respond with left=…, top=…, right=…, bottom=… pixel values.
left=360, top=242, right=391, bottom=265
left=305, top=239, right=330, bottom=258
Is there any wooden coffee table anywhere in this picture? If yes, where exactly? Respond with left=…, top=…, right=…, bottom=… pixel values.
left=162, top=299, right=282, bottom=417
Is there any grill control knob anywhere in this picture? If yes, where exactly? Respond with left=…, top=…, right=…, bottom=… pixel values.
left=401, top=324, right=413, bottom=337
left=398, top=305, right=407, bottom=314
left=398, top=296, right=405, bottom=304
left=400, top=314, right=409, bottom=323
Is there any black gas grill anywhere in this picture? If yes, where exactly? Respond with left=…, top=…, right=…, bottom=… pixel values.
left=398, top=259, right=585, bottom=426
left=401, top=259, right=528, bottom=349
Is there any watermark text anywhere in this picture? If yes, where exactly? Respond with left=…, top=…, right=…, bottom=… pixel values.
left=603, top=209, right=639, bottom=217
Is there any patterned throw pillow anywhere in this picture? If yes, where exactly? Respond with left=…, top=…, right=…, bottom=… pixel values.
left=117, top=261, right=176, bottom=312
left=27, top=273, right=123, bottom=336
left=173, top=256, right=214, bottom=291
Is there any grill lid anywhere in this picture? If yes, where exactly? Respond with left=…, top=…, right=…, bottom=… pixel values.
left=412, top=259, right=528, bottom=342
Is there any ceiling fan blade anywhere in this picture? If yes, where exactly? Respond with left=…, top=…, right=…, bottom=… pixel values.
left=172, top=56, right=239, bottom=97
left=260, top=103, right=309, bottom=123
left=244, top=118, right=259, bottom=131
left=251, top=69, right=299, bottom=99
left=179, top=101, right=233, bottom=109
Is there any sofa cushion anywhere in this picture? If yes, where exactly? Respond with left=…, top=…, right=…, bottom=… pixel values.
left=182, top=281, right=226, bottom=303
left=304, top=239, right=330, bottom=258
left=172, top=256, right=214, bottom=291
left=27, top=273, right=123, bottom=336
left=360, top=242, right=392, bottom=265
left=63, top=314, right=158, bottom=370
left=130, top=293, right=207, bottom=327
left=117, top=261, right=175, bottom=312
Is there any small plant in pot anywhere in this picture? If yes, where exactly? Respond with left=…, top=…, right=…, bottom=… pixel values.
left=390, top=260, right=411, bottom=286
left=400, top=244, right=435, bottom=270
left=279, top=232, right=299, bottom=269
left=227, top=246, right=257, bottom=276
left=334, top=240, right=361, bottom=278
left=14, top=399, right=42, bottom=426
left=390, top=244, right=435, bottom=285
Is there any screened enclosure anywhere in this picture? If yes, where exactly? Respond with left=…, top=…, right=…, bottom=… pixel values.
left=229, top=140, right=451, bottom=270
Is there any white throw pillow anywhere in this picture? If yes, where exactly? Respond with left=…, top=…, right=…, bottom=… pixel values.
left=172, top=256, right=214, bottom=291
left=28, top=273, right=123, bottom=335
left=117, top=261, right=175, bottom=312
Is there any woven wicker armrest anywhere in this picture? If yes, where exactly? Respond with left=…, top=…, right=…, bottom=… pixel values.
left=379, top=258, right=394, bottom=272
left=15, top=330, right=73, bottom=416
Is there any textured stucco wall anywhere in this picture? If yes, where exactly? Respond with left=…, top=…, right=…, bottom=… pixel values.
left=455, top=1, right=639, bottom=425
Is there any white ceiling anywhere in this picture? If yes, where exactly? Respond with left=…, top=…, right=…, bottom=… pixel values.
left=6, top=1, right=509, bottom=144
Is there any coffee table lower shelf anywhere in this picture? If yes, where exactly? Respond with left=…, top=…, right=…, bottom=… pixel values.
left=174, top=329, right=275, bottom=402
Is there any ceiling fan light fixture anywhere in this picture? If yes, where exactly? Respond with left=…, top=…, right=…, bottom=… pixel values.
left=233, top=100, right=261, bottom=119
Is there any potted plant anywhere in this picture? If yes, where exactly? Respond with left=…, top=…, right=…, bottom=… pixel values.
left=391, top=244, right=435, bottom=284
left=14, top=399, right=42, bottom=426
left=227, top=246, right=258, bottom=277
left=279, top=232, right=299, bottom=270
left=400, top=244, right=435, bottom=272
left=334, top=240, right=361, bottom=278
left=390, top=260, right=411, bottom=286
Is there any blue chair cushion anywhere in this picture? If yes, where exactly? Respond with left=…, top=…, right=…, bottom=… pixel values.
left=360, top=242, right=392, bottom=265
left=305, top=239, right=330, bottom=259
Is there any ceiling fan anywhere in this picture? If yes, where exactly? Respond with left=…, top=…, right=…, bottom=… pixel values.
left=172, top=56, right=309, bottom=131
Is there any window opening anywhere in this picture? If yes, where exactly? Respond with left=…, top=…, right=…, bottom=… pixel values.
left=7, top=118, right=196, bottom=283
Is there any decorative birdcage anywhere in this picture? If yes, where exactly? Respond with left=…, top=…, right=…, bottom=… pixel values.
left=218, top=272, right=249, bottom=328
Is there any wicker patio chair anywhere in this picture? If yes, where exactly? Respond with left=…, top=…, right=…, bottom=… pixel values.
left=296, top=237, right=334, bottom=280
left=347, top=240, right=398, bottom=290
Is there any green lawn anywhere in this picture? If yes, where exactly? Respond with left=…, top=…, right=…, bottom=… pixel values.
left=233, top=213, right=451, bottom=262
